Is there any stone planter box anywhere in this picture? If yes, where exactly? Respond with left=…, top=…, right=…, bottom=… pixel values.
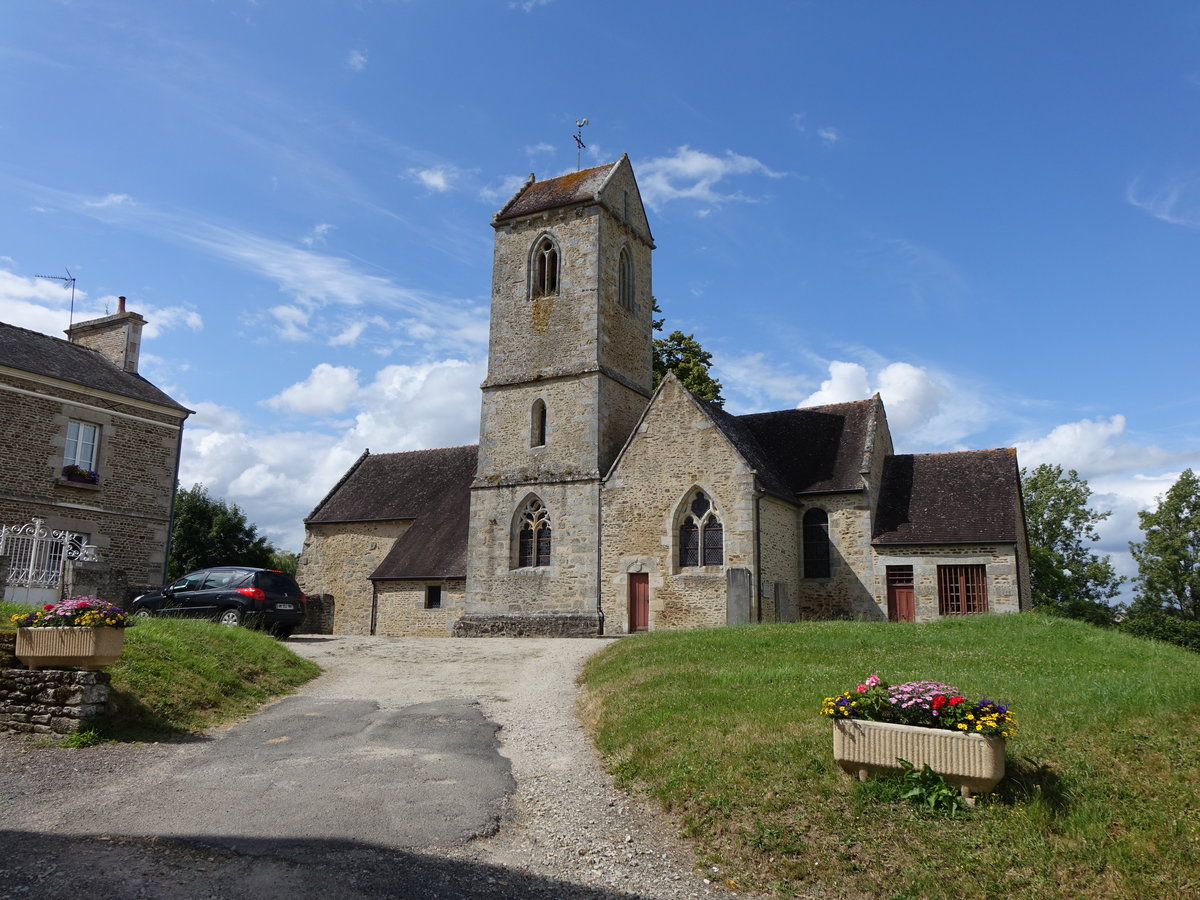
left=15, top=627, right=125, bottom=670
left=833, top=719, right=1006, bottom=796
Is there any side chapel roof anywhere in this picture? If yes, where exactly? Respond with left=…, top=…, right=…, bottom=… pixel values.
left=703, top=397, right=878, bottom=498
left=0, top=320, right=189, bottom=413
left=872, top=448, right=1023, bottom=545
left=305, top=444, right=478, bottom=580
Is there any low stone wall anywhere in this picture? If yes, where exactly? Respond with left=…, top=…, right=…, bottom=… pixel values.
left=453, top=613, right=602, bottom=637
left=0, top=633, right=113, bottom=735
left=300, top=593, right=336, bottom=634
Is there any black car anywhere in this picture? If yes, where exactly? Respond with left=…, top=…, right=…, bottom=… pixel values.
left=132, top=567, right=306, bottom=638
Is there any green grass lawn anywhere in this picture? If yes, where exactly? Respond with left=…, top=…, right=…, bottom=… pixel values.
left=3, top=602, right=321, bottom=740
left=579, top=613, right=1200, bottom=899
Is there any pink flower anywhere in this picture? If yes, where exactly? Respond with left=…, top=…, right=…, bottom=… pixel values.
left=856, top=684, right=868, bottom=693
left=866, top=675, right=880, bottom=686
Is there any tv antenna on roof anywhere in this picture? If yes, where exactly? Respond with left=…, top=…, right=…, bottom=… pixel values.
left=35, top=268, right=78, bottom=329
left=574, top=118, right=588, bottom=171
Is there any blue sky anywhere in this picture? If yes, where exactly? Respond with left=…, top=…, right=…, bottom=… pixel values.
left=3, top=1, right=1198, bottom=597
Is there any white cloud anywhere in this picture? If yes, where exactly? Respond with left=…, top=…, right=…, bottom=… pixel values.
left=83, top=193, right=133, bottom=208
left=797, top=359, right=990, bottom=450
left=329, top=318, right=370, bottom=347
left=817, top=126, right=841, bottom=146
left=1127, top=174, right=1200, bottom=229
left=138, top=304, right=203, bottom=338
left=510, top=0, right=554, bottom=11
left=1013, top=414, right=1186, bottom=477
left=300, top=223, right=334, bottom=248
left=524, top=142, right=556, bottom=156
left=638, top=145, right=786, bottom=211
left=346, top=49, right=368, bottom=72
left=266, top=363, right=361, bottom=416
left=270, top=304, right=309, bottom=341
left=406, top=165, right=464, bottom=193
left=177, top=358, right=485, bottom=550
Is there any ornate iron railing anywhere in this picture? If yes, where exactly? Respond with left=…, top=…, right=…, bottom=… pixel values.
left=0, top=518, right=86, bottom=592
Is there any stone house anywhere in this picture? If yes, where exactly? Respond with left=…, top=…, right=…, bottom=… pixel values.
left=0, top=300, right=191, bottom=605
left=297, top=156, right=1030, bottom=635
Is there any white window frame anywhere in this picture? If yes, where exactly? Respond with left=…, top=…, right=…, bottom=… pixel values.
left=64, top=420, right=100, bottom=471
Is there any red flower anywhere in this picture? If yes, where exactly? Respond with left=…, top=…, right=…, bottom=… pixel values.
left=948, top=696, right=964, bottom=706
left=932, top=695, right=947, bottom=709
left=43, top=604, right=54, bottom=610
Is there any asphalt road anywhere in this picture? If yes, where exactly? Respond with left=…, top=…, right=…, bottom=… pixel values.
left=0, top=636, right=650, bottom=900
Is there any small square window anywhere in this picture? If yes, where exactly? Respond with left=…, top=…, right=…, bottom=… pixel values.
left=425, top=585, right=442, bottom=609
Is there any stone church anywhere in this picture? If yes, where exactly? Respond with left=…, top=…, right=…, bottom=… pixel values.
left=296, top=156, right=1031, bottom=636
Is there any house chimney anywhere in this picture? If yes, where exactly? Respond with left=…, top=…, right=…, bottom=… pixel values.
left=66, top=296, right=147, bottom=374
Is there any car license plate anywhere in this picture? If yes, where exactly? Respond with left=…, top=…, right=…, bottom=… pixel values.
left=276, top=603, right=295, bottom=610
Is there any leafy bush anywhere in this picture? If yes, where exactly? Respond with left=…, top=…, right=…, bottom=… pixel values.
left=1119, top=611, right=1200, bottom=652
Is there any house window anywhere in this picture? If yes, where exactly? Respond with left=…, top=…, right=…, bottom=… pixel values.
left=937, top=565, right=989, bottom=615
left=679, top=490, right=723, bottom=567
left=64, top=420, right=99, bottom=472
left=803, top=508, right=831, bottom=578
left=618, top=247, right=635, bottom=311
left=531, top=235, right=559, bottom=298
left=425, top=585, right=442, bottom=609
left=517, top=498, right=552, bottom=568
left=531, top=399, right=547, bottom=447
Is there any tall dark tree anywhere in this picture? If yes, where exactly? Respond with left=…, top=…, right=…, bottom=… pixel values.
left=1129, top=468, right=1200, bottom=621
left=1021, top=464, right=1123, bottom=625
left=651, top=299, right=724, bottom=406
left=167, top=484, right=276, bottom=581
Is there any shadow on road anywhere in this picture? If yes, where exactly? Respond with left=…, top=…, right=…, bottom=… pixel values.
left=0, top=829, right=644, bottom=900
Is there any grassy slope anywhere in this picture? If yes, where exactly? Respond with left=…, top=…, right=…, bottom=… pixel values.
left=3, top=603, right=320, bottom=739
left=580, top=614, right=1200, bottom=899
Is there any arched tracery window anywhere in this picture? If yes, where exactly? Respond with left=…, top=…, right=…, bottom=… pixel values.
left=679, top=490, right=723, bottom=568
left=531, top=235, right=559, bottom=298
left=531, top=399, right=547, bottom=447
left=618, top=246, right=635, bottom=311
left=517, top=498, right=552, bottom=568
left=803, top=508, right=831, bottom=578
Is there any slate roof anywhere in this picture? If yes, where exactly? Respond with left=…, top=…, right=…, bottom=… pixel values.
left=494, top=161, right=619, bottom=223
left=305, top=445, right=478, bottom=580
left=702, top=397, right=877, bottom=498
left=0, top=320, right=189, bottom=412
left=872, top=448, right=1023, bottom=545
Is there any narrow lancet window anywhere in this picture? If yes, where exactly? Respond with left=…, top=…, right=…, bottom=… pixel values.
left=532, top=235, right=559, bottom=298
left=531, top=399, right=547, bottom=447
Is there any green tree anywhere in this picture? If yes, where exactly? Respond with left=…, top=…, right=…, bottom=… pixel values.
left=268, top=549, right=299, bottom=576
left=651, top=299, right=724, bottom=405
left=1021, top=464, right=1123, bottom=626
left=1129, top=468, right=1200, bottom=621
left=167, top=484, right=276, bottom=580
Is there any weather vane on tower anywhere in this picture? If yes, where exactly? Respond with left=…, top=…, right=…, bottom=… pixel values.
left=574, top=118, right=588, bottom=171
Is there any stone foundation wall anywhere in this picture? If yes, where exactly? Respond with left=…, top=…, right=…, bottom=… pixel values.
left=0, top=635, right=112, bottom=734
left=453, top=613, right=601, bottom=637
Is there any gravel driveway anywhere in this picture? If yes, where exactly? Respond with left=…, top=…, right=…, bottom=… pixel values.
left=0, top=635, right=750, bottom=899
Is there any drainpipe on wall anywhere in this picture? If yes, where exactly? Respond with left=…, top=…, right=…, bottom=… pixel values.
left=595, top=481, right=605, bottom=635
left=754, top=490, right=763, bottom=623
left=161, top=418, right=187, bottom=586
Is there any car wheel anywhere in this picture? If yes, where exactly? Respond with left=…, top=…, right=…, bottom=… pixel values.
left=272, top=625, right=295, bottom=640
left=218, top=608, right=243, bottom=627
left=133, top=608, right=153, bottom=620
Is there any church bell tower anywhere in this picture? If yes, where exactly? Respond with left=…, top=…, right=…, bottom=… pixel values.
left=460, top=155, right=655, bottom=634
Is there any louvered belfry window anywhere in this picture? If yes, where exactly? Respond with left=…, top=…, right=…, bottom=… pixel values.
left=937, top=564, right=988, bottom=615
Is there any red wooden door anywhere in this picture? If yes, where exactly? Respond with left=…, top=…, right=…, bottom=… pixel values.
left=628, top=573, right=649, bottom=632
left=887, top=566, right=915, bottom=623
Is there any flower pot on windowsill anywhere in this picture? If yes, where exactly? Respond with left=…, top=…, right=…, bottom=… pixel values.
left=832, top=719, right=1006, bottom=797
left=15, top=626, right=125, bottom=670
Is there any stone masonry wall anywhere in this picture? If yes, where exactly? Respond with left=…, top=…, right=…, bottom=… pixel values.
left=794, top=493, right=881, bottom=620
left=373, top=579, right=465, bottom=637
left=465, top=480, right=601, bottom=620
left=870, top=544, right=1024, bottom=622
left=296, top=521, right=410, bottom=635
left=758, top=495, right=800, bottom=623
left=0, top=635, right=112, bottom=735
left=0, top=368, right=185, bottom=589
left=600, top=378, right=758, bottom=633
